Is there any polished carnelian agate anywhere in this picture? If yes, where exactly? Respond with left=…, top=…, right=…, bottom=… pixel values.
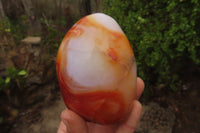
left=56, top=13, right=137, bottom=125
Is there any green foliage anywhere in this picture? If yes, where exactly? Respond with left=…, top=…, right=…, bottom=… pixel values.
left=0, top=17, right=12, bottom=35
left=42, top=26, right=63, bottom=54
left=103, top=0, right=200, bottom=88
left=0, top=67, right=27, bottom=126
left=44, top=27, right=60, bottom=44
left=41, top=21, right=65, bottom=54
left=10, top=15, right=27, bottom=44
left=0, top=15, right=27, bottom=44
left=0, top=67, right=28, bottom=91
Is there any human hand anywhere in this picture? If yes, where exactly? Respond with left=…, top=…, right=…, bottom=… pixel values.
left=57, top=77, right=144, bottom=133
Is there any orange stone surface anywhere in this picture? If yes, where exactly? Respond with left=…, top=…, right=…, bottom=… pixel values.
left=56, top=13, right=137, bottom=125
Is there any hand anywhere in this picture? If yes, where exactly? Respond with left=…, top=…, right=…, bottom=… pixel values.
left=57, top=77, right=144, bottom=133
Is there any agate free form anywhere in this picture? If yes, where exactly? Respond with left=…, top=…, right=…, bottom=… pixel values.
left=56, top=13, right=137, bottom=125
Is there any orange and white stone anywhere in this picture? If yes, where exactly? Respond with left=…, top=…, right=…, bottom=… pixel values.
left=56, top=13, right=137, bottom=125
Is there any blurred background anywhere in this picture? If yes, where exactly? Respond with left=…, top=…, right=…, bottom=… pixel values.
left=0, top=0, right=199, bottom=133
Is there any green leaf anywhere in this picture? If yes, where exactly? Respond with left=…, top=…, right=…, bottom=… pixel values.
left=18, top=70, right=27, bottom=76
left=5, top=77, right=10, bottom=84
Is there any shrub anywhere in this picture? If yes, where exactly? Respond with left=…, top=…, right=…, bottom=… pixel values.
left=102, top=0, right=200, bottom=89
left=0, top=67, right=27, bottom=89
left=0, top=16, right=27, bottom=44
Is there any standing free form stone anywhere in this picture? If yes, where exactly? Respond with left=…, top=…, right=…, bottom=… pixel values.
left=56, top=13, right=137, bottom=125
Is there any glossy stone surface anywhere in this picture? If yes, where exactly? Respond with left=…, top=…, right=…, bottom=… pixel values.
left=56, top=13, right=137, bottom=125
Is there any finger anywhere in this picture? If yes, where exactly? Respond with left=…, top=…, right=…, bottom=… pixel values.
left=116, top=100, right=142, bottom=133
left=87, top=122, right=116, bottom=133
left=135, top=77, right=145, bottom=100
left=57, top=121, right=67, bottom=133
left=61, top=108, right=88, bottom=133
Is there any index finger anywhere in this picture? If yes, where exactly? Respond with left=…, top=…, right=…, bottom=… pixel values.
left=135, top=77, right=145, bottom=100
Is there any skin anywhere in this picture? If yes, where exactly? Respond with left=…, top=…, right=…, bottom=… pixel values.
left=57, top=77, right=144, bottom=133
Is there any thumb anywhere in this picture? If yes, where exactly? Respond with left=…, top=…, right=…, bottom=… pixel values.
left=61, top=108, right=88, bottom=133
left=116, top=100, right=142, bottom=133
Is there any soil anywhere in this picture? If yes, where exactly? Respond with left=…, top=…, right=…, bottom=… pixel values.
left=149, top=69, right=200, bottom=133
left=9, top=94, right=65, bottom=133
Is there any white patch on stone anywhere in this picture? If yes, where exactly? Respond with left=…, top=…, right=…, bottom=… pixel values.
left=90, top=13, right=123, bottom=33
left=67, top=47, right=116, bottom=87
